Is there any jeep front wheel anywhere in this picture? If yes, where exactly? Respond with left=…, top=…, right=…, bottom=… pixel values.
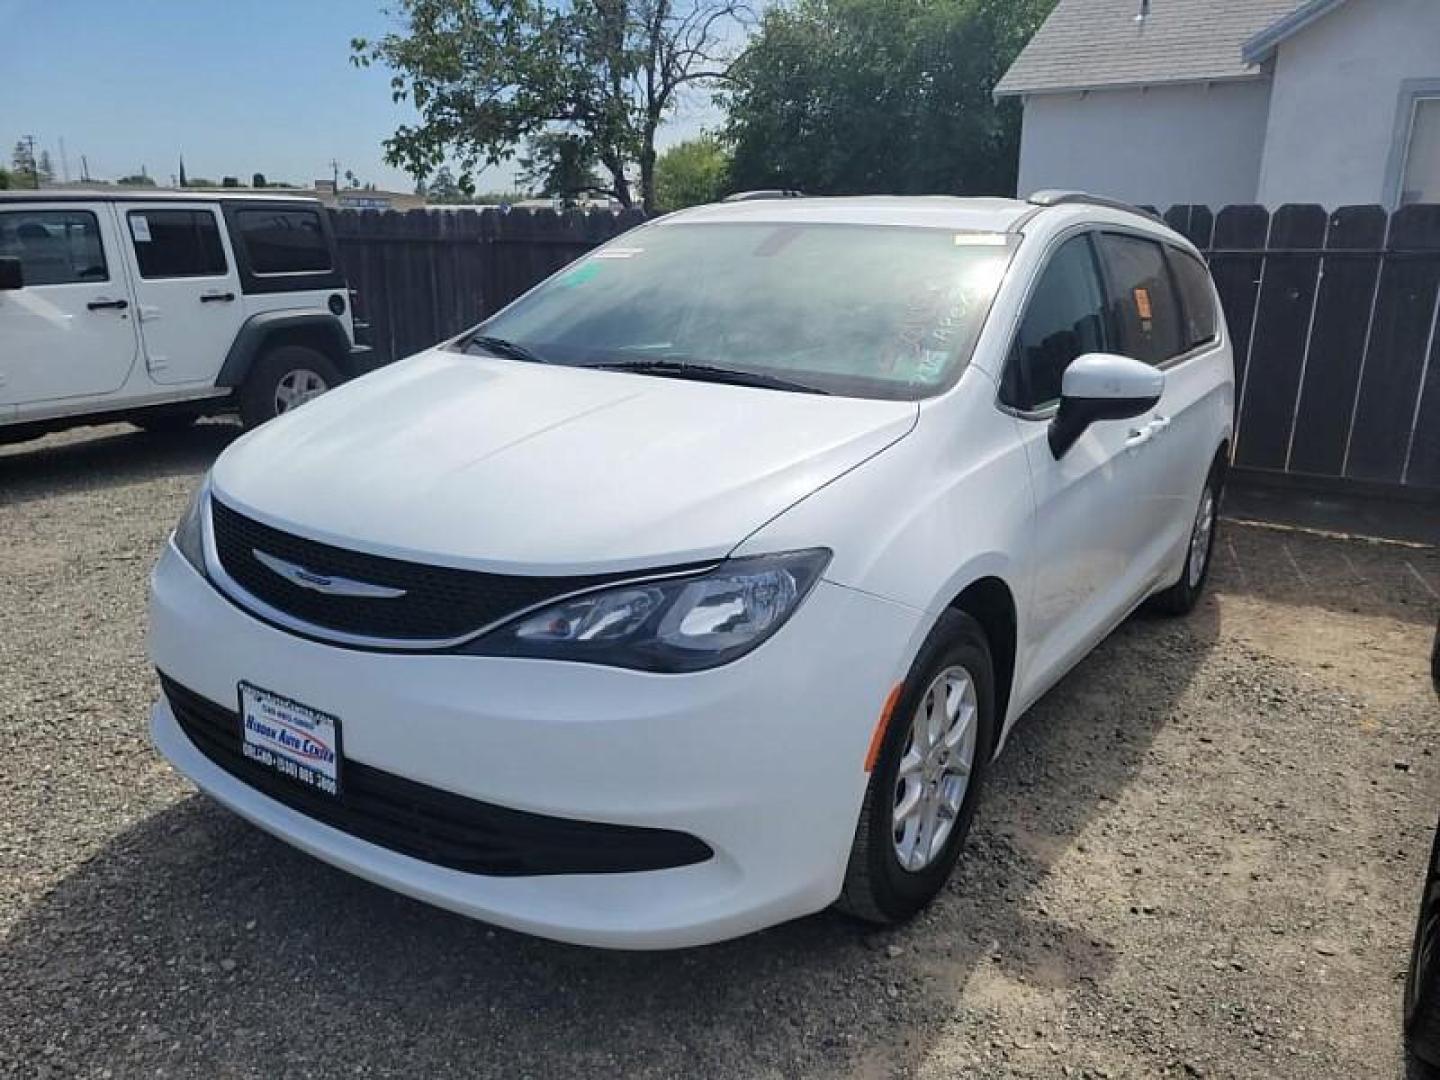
left=239, top=346, right=342, bottom=429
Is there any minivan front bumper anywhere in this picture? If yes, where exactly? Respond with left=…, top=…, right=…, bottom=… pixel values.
left=148, top=542, right=924, bottom=948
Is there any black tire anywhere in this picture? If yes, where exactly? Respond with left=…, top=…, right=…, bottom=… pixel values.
left=1408, top=819, right=1440, bottom=1075
left=131, top=412, right=198, bottom=435
left=239, top=345, right=343, bottom=429
left=836, top=609, right=998, bottom=925
left=1148, top=454, right=1225, bottom=616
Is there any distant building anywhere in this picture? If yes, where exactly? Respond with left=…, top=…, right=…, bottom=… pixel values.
left=996, top=0, right=1440, bottom=209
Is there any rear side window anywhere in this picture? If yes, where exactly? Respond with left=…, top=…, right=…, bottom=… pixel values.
left=128, top=209, right=227, bottom=278
left=0, top=209, right=108, bottom=285
left=1002, top=235, right=1108, bottom=411
left=1096, top=233, right=1184, bottom=366
left=235, top=209, right=332, bottom=274
left=1168, top=248, right=1218, bottom=350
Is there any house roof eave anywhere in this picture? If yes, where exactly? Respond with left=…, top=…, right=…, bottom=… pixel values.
left=995, top=71, right=1269, bottom=101
left=1241, top=0, right=1352, bottom=65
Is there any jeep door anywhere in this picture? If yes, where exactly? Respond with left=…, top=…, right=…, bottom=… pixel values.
left=0, top=202, right=139, bottom=409
left=119, top=203, right=246, bottom=385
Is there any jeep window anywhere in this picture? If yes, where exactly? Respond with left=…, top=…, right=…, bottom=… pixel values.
left=236, top=209, right=332, bottom=274
left=0, top=210, right=108, bottom=285
left=1096, top=233, right=1185, bottom=366
left=128, top=209, right=228, bottom=278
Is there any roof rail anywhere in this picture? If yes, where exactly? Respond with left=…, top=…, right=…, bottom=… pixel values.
left=721, top=189, right=805, bottom=203
left=1026, top=190, right=1165, bottom=225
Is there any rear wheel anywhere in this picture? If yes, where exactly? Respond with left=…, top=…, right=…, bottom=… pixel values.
left=1149, top=456, right=1224, bottom=616
left=239, top=346, right=342, bottom=429
left=836, top=610, right=997, bottom=924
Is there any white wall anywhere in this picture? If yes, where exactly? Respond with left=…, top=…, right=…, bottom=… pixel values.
left=1015, top=81, right=1271, bottom=208
left=1257, top=0, right=1440, bottom=209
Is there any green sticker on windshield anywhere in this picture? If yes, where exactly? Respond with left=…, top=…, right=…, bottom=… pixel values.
left=559, top=262, right=603, bottom=288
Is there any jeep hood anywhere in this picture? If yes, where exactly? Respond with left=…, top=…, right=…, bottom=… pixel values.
left=211, top=349, right=918, bottom=574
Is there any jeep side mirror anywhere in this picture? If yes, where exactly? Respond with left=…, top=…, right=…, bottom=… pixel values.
left=0, top=257, right=22, bottom=291
left=1048, top=352, right=1164, bottom=459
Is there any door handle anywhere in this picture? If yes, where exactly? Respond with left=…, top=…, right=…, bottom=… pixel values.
left=1124, top=427, right=1154, bottom=451
left=87, top=298, right=129, bottom=311
left=200, top=291, right=236, bottom=303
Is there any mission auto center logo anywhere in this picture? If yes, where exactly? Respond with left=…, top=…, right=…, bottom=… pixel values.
left=240, top=685, right=340, bottom=796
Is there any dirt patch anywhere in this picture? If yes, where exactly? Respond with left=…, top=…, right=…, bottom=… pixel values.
left=0, top=423, right=1436, bottom=1079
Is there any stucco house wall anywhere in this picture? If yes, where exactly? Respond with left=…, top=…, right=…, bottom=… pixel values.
left=1256, top=0, right=1440, bottom=208
left=1015, top=81, right=1272, bottom=208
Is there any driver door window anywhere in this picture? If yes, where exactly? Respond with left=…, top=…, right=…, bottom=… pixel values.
left=1001, top=235, right=1108, bottom=412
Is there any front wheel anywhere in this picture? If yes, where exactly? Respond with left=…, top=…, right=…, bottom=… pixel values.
left=836, top=610, right=997, bottom=925
left=239, top=346, right=342, bottom=429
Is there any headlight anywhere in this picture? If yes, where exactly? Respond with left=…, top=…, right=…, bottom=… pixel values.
left=466, top=549, right=831, bottom=672
left=172, top=475, right=210, bottom=576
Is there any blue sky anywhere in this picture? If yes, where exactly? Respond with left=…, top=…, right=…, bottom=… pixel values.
left=2, top=0, right=719, bottom=193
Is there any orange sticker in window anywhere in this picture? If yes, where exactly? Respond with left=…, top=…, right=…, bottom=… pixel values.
left=1134, top=287, right=1153, bottom=320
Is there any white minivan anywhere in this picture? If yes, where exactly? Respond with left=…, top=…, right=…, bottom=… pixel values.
left=148, top=193, right=1233, bottom=949
left=0, top=191, right=369, bottom=442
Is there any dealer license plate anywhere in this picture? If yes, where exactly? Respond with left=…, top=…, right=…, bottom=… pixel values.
left=238, top=682, right=342, bottom=797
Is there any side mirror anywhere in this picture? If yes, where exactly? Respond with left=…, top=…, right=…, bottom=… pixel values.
left=1048, top=353, right=1163, bottom=459
left=0, top=257, right=22, bottom=291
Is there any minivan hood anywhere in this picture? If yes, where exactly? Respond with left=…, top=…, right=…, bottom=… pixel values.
left=212, top=349, right=918, bottom=573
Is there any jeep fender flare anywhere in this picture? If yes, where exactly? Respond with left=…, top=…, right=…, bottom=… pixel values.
left=216, top=311, right=355, bottom=389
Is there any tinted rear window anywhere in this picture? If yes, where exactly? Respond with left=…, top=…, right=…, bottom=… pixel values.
left=236, top=209, right=332, bottom=274
left=129, top=210, right=228, bottom=278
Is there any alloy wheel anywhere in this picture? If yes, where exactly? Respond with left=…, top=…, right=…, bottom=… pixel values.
left=274, top=368, right=329, bottom=415
left=892, top=665, right=979, bottom=872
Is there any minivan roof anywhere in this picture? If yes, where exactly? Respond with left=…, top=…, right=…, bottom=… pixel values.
left=666, top=195, right=1035, bottom=234
left=0, top=189, right=325, bottom=206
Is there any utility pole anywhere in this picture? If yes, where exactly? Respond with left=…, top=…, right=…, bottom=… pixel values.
left=329, top=158, right=340, bottom=189
left=24, top=135, right=39, bottom=189
left=59, top=137, right=70, bottom=183
left=80, top=154, right=91, bottom=183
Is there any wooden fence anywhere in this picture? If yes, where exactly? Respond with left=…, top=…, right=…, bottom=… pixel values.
left=331, top=202, right=1440, bottom=496
left=330, top=207, right=646, bottom=369
left=1158, top=202, right=1440, bottom=495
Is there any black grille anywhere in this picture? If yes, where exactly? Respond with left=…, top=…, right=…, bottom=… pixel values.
left=210, top=497, right=634, bottom=643
left=161, top=674, right=713, bottom=876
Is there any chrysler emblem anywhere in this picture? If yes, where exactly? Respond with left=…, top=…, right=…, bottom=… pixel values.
left=252, top=549, right=407, bottom=599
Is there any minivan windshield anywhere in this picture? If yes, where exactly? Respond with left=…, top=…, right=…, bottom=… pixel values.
left=464, top=222, right=1018, bottom=400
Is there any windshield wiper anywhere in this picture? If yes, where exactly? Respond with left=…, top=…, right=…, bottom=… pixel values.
left=588, top=359, right=830, bottom=395
left=463, top=334, right=547, bottom=364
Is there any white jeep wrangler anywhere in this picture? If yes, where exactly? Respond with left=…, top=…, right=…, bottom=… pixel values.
left=0, top=191, right=372, bottom=442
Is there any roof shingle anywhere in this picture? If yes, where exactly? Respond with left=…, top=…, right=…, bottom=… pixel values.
left=995, top=0, right=1307, bottom=96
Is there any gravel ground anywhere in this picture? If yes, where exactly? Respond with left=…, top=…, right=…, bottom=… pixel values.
left=1, top=421, right=1437, bottom=1080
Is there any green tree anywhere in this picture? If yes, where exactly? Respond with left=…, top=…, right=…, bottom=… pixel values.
left=116, top=173, right=157, bottom=187
left=654, top=133, right=730, bottom=210
left=426, top=166, right=465, bottom=203
left=352, top=0, right=750, bottom=212
left=519, top=131, right=604, bottom=206
left=0, top=168, right=12, bottom=190
left=723, top=0, right=1052, bottom=197
left=252, top=172, right=268, bottom=188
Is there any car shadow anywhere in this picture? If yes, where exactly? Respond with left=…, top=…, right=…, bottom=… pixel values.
left=0, top=597, right=1220, bottom=1077
left=0, top=421, right=239, bottom=508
